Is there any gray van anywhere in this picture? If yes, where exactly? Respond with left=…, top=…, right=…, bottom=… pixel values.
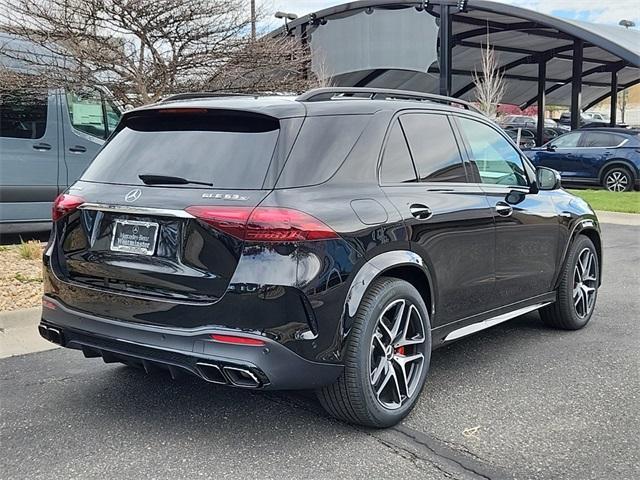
left=0, top=89, right=121, bottom=233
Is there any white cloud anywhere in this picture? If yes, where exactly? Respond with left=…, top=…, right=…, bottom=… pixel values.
left=260, top=0, right=640, bottom=26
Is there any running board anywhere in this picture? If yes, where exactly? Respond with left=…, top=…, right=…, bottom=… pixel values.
left=444, top=302, right=551, bottom=342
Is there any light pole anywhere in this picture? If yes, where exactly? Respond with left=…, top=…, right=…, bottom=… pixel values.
left=617, top=20, right=635, bottom=123
left=275, top=11, right=298, bottom=33
left=251, top=0, right=256, bottom=41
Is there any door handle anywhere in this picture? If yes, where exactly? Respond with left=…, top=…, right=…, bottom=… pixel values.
left=69, top=145, right=87, bottom=153
left=32, top=142, right=52, bottom=151
left=409, top=204, right=433, bottom=220
left=495, top=202, right=513, bottom=217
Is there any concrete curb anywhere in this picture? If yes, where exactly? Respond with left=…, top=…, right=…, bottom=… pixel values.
left=0, top=306, right=58, bottom=359
left=596, top=211, right=640, bottom=226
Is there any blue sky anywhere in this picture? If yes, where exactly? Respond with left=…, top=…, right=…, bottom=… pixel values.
left=262, top=0, right=640, bottom=27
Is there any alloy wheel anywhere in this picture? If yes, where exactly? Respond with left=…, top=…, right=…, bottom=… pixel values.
left=369, top=299, right=426, bottom=410
left=605, top=170, right=629, bottom=192
left=573, top=247, right=598, bottom=319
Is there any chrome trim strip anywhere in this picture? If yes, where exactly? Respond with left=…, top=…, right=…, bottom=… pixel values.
left=444, top=302, right=551, bottom=341
left=78, top=203, right=195, bottom=218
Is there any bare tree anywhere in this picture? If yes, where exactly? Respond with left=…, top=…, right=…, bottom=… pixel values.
left=0, top=0, right=314, bottom=106
left=472, top=34, right=505, bottom=119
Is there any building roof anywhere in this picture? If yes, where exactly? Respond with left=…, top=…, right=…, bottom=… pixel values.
left=277, top=0, right=640, bottom=109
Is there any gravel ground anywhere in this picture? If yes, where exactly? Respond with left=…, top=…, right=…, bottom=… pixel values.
left=0, top=244, right=43, bottom=312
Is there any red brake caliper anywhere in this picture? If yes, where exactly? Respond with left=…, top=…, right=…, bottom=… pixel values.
left=395, top=346, right=405, bottom=356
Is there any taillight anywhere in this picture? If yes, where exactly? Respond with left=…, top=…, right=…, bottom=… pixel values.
left=185, top=206, right=338, bottom=242
left=52, top=194, right=85, bottom=221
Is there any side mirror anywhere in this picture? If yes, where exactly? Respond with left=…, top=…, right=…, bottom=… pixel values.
left=536, top=167, right=562, bottom=191
left=546, top=143, right=556, bottom=152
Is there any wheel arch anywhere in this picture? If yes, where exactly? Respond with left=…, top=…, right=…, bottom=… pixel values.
left=599, top=159, right=638, bottom=184
left=555, top=219, right=603, bottom=288
left=342, top=250, right=434, bottom=336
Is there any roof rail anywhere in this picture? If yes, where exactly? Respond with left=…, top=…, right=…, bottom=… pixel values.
left=161, top=92, right=253, bottom=102
left=296, top=87, right=481, bottom=113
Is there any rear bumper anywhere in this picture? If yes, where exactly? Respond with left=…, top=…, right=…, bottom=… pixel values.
left=40, top=296, right=343, bottom=390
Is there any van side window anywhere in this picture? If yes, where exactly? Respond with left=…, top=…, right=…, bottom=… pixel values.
left=400, top=113, right=467, bottom=183
left=0, top=91, right=48, bottom=139
left=379, top=119, right=417, bottom=184
left=66, top=91, right=106, bottom=139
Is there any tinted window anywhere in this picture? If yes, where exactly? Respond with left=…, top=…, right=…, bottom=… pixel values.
left=400, top=114, right=466, bottom=183
left=82, top=111, right=280, bottom=189
left=0, top=91, right=48, bottom=139
left=379, top=120, right=417, bottom=184
left=552, top=132, right=581, bottom=148
left=66, top=91, right=106, bottom=139
left=579, top=132, right=624, bottom=148
left=458, top=117, right=527, bottom=187
left=277, top=115, right=370, bottom=187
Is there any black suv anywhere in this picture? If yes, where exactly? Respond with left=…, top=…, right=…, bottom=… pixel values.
left=41, top=88, right=602, bottom=427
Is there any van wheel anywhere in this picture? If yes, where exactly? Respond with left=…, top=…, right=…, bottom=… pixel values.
left=602, top=166, right=633, bottom=192
left=317, top=277, right=431, bottom=428
left=539, top=235, right=599, bottom=330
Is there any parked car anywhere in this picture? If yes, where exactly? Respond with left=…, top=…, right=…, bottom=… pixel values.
left=39, top=88, right=602, bottom=428
left=0, top=89, right=122, bottom=233
left=557, top=111, right=608, bottom=129
left=500, top=115, right=556, bottom=128
left=525, top=128, right=640, bottom=192
left=504, top=127, right=536, bottom=148
left=505, top=126, right=563, bottom=145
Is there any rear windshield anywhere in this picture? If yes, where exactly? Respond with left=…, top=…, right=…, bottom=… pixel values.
left=81, top=110, right=280, bottom=189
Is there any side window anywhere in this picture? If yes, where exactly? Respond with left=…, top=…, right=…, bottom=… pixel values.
left=379, top=119, right=417, bottom=184
left=458, top=117, right=528, bottom=187
left=400, top=113, right=467, bottom=183
left=579, top=132, right=624, bottom=148
left=104, top=99, right=122, bottom=134
left=551, top=132, right=581, bottom=148
left=66, top=90, right=106, bottom=139
left=0, top=91, right=48, bottom=139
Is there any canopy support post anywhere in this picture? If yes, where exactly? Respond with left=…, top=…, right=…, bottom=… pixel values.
left=610, top=70, right=618, bottom=126
left=570, top=39, right=583, bottom=130
left=536, top=58, right=546, bottom=146
left=439, top=3, right=452, bottom=97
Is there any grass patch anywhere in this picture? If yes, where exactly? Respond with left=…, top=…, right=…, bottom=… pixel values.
left=0, top=246, right=9, bottom=252
left=17, top=239, right=42, bottom=260
left=14, top=272, right=42, bottom=283
left=568, top=189, right=640, bottom=214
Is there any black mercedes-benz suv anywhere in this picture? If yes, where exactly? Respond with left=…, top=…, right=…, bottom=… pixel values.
left=40, top=88, right=602, bottom=427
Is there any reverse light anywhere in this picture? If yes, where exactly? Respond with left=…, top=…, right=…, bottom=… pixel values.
left=52, top=194, right=85, bottom=221
left=185, top=206, right=338, bottom=242
left=210, top=334, right=266, bottom=347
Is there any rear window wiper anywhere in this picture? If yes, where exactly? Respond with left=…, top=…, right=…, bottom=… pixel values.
left=138, top=174, right=213, bottom=187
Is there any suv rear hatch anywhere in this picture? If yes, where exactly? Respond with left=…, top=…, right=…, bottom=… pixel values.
left=51, top=107, right=297, bottom=302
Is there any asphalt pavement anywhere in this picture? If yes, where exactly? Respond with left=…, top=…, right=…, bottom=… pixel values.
left=1, top=222, right=638, bottom=480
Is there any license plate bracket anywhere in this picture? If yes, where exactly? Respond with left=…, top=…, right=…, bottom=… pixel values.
left=110, top=219, right=159, bottom=256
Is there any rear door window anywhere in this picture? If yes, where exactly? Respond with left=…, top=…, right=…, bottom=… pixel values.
left=579, top=132, right=625, bottom=148
left=379, top=119, right=417, bottom=184
left=0, top=91, right=48, bottom=139
left=400, top=113, right=467, bottom=183
left=81, top=110, right=280, bottom=189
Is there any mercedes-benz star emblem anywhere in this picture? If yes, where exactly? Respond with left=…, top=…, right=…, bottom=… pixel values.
left=125, top=188, right=142, bottom=202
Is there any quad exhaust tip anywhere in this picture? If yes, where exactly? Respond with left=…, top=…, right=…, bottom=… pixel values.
left=196, top=362, right=261, bottom=388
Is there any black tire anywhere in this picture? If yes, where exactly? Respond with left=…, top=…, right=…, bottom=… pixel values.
left=317, top=277, right=431, bottom=428
left=602, top=166, right=633, bottom=192
left=539, top=235, right=599, bottom=330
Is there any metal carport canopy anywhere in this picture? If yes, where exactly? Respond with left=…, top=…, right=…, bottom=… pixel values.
left=279, top=0, right=640, bottom=110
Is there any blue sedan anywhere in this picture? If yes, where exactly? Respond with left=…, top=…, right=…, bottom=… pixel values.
left=524, top=128, right=640, bottom=192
